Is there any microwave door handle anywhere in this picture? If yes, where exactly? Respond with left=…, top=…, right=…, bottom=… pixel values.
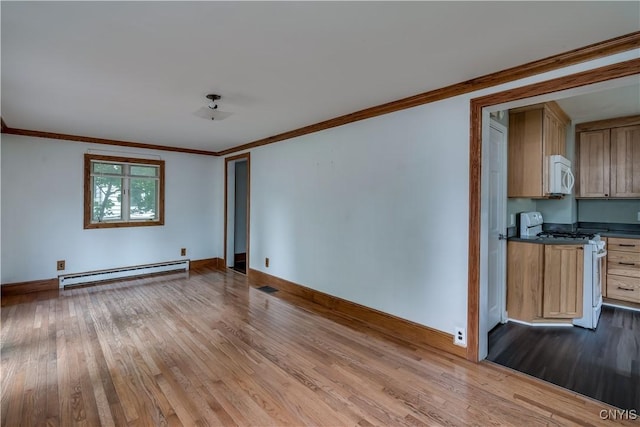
left=562, top=169, right=568, bottom=191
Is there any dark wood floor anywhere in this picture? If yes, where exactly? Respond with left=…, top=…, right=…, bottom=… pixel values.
left=488, top=306, right=640, bottom=412
left=3, top=267, right=637, bottom=426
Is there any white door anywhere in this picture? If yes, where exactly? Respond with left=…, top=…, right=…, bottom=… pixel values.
left=487, top=120, right=507, bottom=331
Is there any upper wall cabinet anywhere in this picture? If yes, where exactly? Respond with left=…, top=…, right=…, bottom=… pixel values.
left=508, top=102, right=569, bottom=198
left=577, top=129, right=610, bottom=197
left=576, top=116, right=640, bottom=199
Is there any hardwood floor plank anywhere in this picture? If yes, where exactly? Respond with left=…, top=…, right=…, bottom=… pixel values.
left=3, top=268, right=638, bottom=426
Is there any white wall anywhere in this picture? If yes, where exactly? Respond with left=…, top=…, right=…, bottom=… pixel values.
left=249, top=50, right=639, bottom=337
left=252, top=98, right=470, bottom=333
left=1, top=134, right=224, bottom=284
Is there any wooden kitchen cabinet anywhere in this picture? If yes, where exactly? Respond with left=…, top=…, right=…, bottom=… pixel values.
left=577, top=130, right=610, bottom=197
left=543, top=245, right=584, bottom=318
left=508, top=102, right=569, bottom=198
left=507, top=241, right=544, bottom=322
left=576, top=116, right=640, bottom=199
left=507, top=241, right=583, bottom=322
left=610, top=125, right=640, bottom=197
left=606, top=237, right=640, bottom=303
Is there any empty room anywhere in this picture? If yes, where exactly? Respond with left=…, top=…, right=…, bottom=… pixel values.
left=2, top=2, right=639, bottom=426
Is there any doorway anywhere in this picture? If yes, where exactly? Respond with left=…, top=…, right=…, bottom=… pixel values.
left=225, top=153, right=250, bottom=274
left=469, top=61, right=638, bottom=362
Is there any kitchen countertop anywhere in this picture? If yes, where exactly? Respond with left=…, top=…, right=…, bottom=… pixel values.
left=577, top=229, right=640, bottom=239
left=508, top=223, right=640, bottom=243
left=576, top=222, right=640, bottom=239
left=508, top=236, right=592, bottom=245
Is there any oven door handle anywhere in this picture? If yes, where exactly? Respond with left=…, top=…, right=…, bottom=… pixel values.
left=596, top=249, right=607, bottom=259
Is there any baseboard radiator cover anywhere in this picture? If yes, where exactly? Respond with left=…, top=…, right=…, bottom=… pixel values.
left=59, top=259, right=189, bottom=288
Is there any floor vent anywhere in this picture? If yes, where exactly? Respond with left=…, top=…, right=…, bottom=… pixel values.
left=59, top=260, right=189, bottom=288
left=257, top=285, right=278, bottom=293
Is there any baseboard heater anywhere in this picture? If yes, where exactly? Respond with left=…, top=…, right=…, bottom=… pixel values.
left=59, top=259, right=189, bottom=288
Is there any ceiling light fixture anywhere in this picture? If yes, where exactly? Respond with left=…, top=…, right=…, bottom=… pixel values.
left=206, top=94, right=221, bottom=110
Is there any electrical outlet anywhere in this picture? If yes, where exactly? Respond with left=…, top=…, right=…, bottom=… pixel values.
left=265, top=257, right=269, bottom=268
left=57, top=260, right=65, bottom=271
left=181, top=248, right=186, bottom=256
left=509, top=214, right=515, bottom=227
left=454, top=327, right=467, bottom=347
left=636, top=211, right=640, bottom=222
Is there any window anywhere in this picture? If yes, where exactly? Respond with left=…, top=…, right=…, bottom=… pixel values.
left=84, top=154, right=164, bottom=229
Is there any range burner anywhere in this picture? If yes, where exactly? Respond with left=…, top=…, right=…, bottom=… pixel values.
left=537, top=231, right=596, bottom=240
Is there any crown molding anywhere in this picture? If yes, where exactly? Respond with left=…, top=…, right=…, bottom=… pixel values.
left=0, top=121, right=219, bottom=156
left=218, top=30, right=640, bottom=156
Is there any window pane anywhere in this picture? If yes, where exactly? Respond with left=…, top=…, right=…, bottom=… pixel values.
left=130, top=165, right=158, bottom=177
left=93, top=162, right=122, bottom=175
left=129, top=178, right=157, bottom=220
left=92, top=176, right=122, bottom=221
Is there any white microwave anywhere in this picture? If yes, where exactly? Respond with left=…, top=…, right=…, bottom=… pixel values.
left=548, top=155, right=575, bottom=195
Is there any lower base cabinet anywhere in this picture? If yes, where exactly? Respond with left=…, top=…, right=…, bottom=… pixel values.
left=507, top=241, right=584, bottom=322
left=607, top=237, right=640, bottom=304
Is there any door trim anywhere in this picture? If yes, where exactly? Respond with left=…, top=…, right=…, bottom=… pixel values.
left=467, top=58, right=640, bottom=362
left=224, top=152, right=251, bottom=273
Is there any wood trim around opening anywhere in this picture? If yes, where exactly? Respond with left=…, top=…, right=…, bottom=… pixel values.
left=83, top=153, right=165, bottom=229
left=224, top=153, right=251, bottom=272
left=249, top=268, right=467, bottom=359
left=467, top=58, right=640, bottom=362
left=217, top=31, right=640, bottom=156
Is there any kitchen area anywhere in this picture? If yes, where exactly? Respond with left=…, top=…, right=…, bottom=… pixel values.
left=486, top=84, right=640, bottom=412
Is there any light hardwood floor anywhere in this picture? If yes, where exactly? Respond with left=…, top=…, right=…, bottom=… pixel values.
left=1, top=267, right=635, bottom=426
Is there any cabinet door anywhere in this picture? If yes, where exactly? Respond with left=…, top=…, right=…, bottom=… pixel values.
left=543, top=245, right=584, bottom=318
left=577, top=130, right=610, bottom=197
left=610, top=125, right=640, bottom=198
left=543, top=109, right=566, bottom=157
left=507, top=241, right=544, bottom=322
left=508, top=110, right=543, bottom=197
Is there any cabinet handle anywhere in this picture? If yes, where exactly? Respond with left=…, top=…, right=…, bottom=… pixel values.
left=617, top=286, right=635, bottom=292
left=619, top=244, right=636, bottom=247
left=618, top=262, right=636, bottom=266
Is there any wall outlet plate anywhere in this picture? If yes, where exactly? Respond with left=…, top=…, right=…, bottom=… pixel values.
left=57, top=260, right=65, bottom=271
left=265, top=257, right=269, bottom=268
left=454, top=327, right=467, bottom=347
left=181, top=248, right=186, bottom=256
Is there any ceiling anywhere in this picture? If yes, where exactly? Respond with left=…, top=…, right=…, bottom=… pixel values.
left=2, top=2, right=639, bottom=153
left=556, top=82, right=640, bottom=124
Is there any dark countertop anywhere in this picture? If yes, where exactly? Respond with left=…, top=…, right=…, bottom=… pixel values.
left=576, top=229, right=640, bottom=239
left=593, top=231, right=640, bottom=239
left=577, top=222, right=640, bottom=239
left=508, top=236, right=590, bottom=245
left=509, top=222, right=640, bottom=243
